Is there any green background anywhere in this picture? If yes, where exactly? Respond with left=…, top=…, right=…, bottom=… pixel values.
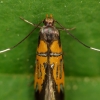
left=0, top=0, right=100, bottom=100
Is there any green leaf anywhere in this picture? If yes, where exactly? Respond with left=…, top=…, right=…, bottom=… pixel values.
left=0, top=0, right=100, bottom=100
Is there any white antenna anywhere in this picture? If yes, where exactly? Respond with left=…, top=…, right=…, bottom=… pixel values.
left=0, top=48, right=10, bottom=53
left=0, top=20, right=43, bottom=53
left=55, top=21, right=100, bottom=52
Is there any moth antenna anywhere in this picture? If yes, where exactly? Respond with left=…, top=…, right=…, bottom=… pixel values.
left=0, top=21, right=43, bottom=53
left=55, top=21, right=100, bottom=52
left=0, top=48, right=10, bottom=53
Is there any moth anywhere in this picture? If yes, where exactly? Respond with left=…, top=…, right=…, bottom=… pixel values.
left=0, top=15, right=100, bottom=100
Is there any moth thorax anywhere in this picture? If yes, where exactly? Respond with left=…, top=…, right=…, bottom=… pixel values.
left=40, top=27, right=59, bottom=43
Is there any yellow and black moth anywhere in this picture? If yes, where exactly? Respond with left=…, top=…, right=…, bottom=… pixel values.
left=0, top=15, right=100, bottom=100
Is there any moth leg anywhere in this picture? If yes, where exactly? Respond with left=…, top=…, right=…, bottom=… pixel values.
left=57, top=27, right=76, bottom=31
left=20, top=17, right=41, bottom=28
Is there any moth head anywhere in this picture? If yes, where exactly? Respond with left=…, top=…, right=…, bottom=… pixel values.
left=43, top=14, right=54, bottom=26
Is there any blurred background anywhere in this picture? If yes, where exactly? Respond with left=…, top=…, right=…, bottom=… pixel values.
left=0, top=0, right=100, bottom=100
